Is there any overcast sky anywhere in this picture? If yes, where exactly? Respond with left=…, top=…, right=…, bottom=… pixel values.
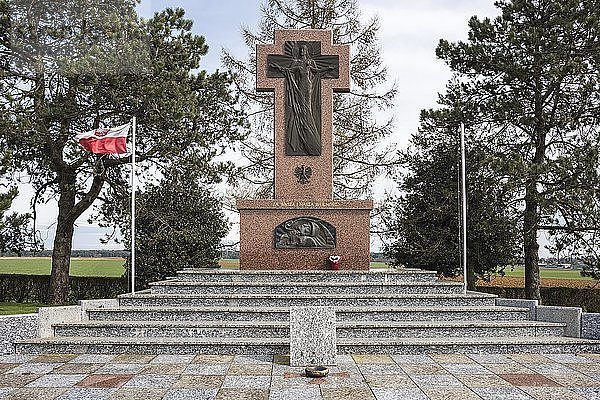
left=15, top=0, right=508, bottom=251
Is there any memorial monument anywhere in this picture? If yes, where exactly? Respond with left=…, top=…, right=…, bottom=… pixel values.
left=236, top=30, right=373, bottom=270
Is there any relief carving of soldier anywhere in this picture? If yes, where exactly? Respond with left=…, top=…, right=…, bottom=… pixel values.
left=275, top=217, right=336, bottom=249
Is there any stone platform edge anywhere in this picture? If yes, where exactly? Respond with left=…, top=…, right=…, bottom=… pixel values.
left=235, top=199, right=373, bottom=211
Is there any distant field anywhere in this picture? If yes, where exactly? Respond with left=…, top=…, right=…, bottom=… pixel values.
left=0, top=257, right=125, bottom=277
left=503, top=266, right=592, bottom=281
left=1, top=258, right=589, bottom=281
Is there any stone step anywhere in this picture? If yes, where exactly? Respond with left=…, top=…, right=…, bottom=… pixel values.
left=52, top=320, right=566, bottom=339
left=87, top=306, right=530, bottom=322
left=176, top=268, right=439, bottom=283
left=16, top=335, right=600, bottom=355
left=148, top=280, right=464, bottom=295
left=118, top=292, right=496, bottom=308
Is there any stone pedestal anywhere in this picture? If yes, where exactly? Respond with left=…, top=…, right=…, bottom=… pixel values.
left=236, top=29, right=371, bottom=271
left=237, top=199, right=372, bottom=270
left=289, top=306, right=337, bottom=367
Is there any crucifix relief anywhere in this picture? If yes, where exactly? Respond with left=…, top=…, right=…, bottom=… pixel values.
left=257, top=30, right=349, bottom=200
left=267, top=41, right=340, bottom=156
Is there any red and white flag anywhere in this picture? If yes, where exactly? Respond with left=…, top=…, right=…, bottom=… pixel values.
left=75, top=124, right=130, bottom=154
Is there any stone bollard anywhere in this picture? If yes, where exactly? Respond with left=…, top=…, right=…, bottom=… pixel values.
left=289, top=306, right=337, bottom=367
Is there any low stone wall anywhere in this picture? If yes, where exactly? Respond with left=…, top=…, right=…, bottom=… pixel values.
left=0, top=314, right=38, bottom=354
left=582, top=313, right=600, bottom=340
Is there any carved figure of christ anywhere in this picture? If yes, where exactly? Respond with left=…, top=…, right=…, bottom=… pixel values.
left=266, top=41, right=339, bottom=156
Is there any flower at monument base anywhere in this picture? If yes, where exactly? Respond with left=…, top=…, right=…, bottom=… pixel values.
left=75, top=124, right=130, bottom=154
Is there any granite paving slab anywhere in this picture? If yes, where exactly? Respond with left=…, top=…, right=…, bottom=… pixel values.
left=543, top=354, right=593, bottom=364
left=228, top=363, right=272, bottom=375
left=358, top=363, right=405, bottom=375
left=106, top=388, right=167, bottom=400
left=268, top=387, right=322, bottom=400
left=498, top=373, right=561, bottom=387
left=321, top=387, right=376, bottom=400
left=482, top=362, right=535, bottom=374
left=151, top=355, right=196, bottom=364
left=32, top=354, right=77, bottom=363
left=391, top=355, right=436, bottom=364
left=76, top=374, right=133, bottom=388
left=570, top=387, right=600, bottom=399
left=422, top=387, right=482, bottom=400
left=193, top=354, right=233, bottom=364
left=111, top=354, right=155, bottom=363
left=362, top=373, right=415, bottom=388
left=6, top=362, right=60, bottom=374
left=521, top=386, right=588, bottom=400
left=216, top=388, right=268, bottom=400
left=3, top=387, right=67, bottom=400
left=399, top=363, right=446, bottom=374
left=352, top=354, right=395, bottom=364
left=56, top=387, right=117, bottom=400
left=95, top=363, right=145, bottom=375
left=122, top=373, right=179, bottom=389
left=468, top=354, right=512, bottom=364
left=526, top=363, right=576, bottom=374
left=25, top=373, right=86, bottom=388
left=454, top=373, right=513, bottom=388
left=222, top=375, right=271, bottom=389
left=473, top=387, right=534, bottom=399
left=0, top=373, right=41, bottom=388
left=54, top=363, right=102, bottom=374
left=69, top=354, right=115, bottom=364
left=0, top=365, right=17, bottom=374
left=162, top=388, right=219, bottom=400
left=172, top=375, right=223, bottom=389
left=0, top=352, right=599, bottom=399
left=546, top=373, right=600, bottom=387
left=430, top=354, right=474, bottom=364
left=184, top=363, right=229, bottom=375
left=410, top=374, right=464, bottom=388
left=441, top=362, right=491, bottom=374
left=371, top=387, right=429, bottom=400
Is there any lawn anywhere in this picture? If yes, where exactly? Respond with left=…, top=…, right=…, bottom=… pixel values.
left=0, top=257, right=125, bottom=277
left=0, top=302, right=49, bottom=315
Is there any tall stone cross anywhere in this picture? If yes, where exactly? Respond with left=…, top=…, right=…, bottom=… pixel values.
left=256, top=30, right=350, bottom=200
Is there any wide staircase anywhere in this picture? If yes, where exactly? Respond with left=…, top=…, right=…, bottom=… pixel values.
left=16, top=268, right=600, bottom=354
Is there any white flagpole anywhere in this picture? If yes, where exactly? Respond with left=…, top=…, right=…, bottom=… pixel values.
left=460, top=122, right=468, bottom=294
left=131, top=116, right=137, bottom=294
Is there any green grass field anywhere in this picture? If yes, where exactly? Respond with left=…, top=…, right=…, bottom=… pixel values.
left=0, top=302, right=49, bottom=315
left=502, top=266, right=593, bottom=280
left=0, top=257, right=125, bottom=277
left=0, top=257, right=591, bottom=281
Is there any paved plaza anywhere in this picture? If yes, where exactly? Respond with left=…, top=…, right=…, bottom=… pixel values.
left=0, top=352, right=599, bottom=399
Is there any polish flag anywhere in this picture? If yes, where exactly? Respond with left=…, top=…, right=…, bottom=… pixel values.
left=75, top=124, right=130, bottom=154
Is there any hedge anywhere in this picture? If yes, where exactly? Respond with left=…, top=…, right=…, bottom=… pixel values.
left=0, top=274, right=128, bottom=304
left=476, top=285, right=600, bottom=313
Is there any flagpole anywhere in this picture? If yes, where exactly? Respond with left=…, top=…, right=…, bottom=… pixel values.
left=131, top=116, right=136, bottom=294
left=460, top=122, right=467, bottom=295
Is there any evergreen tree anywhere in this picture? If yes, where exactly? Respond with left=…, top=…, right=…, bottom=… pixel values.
left=0, top=1, right=246, bottom=303
left=433, top=0, right=600, bottom=300
left=100, top=164, right=228, bottom=290
left=385, top=103, right=520, bottom=289
left=222, top=0, right=398, bottom=199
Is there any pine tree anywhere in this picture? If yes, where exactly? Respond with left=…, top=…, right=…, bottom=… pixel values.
left=222, top=0, right=398, bottom=199
left=435, top=0, right=600, bottom=299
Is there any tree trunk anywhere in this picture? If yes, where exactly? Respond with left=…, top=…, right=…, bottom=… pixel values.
left=523, top=182, right=541, bottom=301
left=48, top=172, right=76, bottom=305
